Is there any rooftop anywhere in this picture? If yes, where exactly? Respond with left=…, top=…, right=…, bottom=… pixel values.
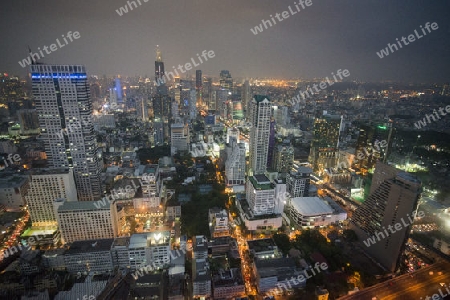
left=65, top=239, right=114, bottom=254
left=291, top=197, right=333, bottom=216
left=249, top=175, right=273, bottom=190
left=57, top=200, right=110, bottom=211
left=253, top=95, right=270, bottom=103
left=247, top=238, right=277, bottom=253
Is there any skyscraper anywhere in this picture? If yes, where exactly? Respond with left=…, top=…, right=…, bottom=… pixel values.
left=219, top=70, right=233, bottom=91
left=249, top=95, right=271, bottom=176
left=31, top=65, right=103, bottom=201
left=274, top=141, right=294, bottom=174
left=25, top=169, right=77, bottom=227
left=155, top=45, right=165, bottom=84
left=203, top=77, right=212, bottom=109
left=354, top=121, right=393, bottom=173
left=196, top=70, right=202, bottom=108
left=242, top=80, right=251, bottom=118
left=225, top=137, right=246, bottom=186
left=308, top=113, right=343, bottom=174
left=286, top=165, right=312, bottom=198
left=350, top=162, right=422, bottom=272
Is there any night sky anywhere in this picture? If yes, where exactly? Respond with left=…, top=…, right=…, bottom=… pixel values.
left=1, top=0, right=449, bottom=82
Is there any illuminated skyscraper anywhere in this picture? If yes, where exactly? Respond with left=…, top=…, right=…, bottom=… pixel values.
left=31, top=65, right=103, bottom=201
left=249, top=95, right=271, bottom=175
left=242, top=80, right=251, bottom=118
left=308, top=113, right=343, bottom=174
left=350, top=162, right=422, bottom=272
left=196, top=70, right=202, bottom=108
left=219, top=70, right=233, bottom=91
left=155, top=45, right=164, bottom=83
left=354, top=121, right=393, bottom=173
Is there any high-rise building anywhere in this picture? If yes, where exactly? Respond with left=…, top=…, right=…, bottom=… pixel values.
left=267, top=119, right=276, bottom=169
left=152, top=94, right=171, bottom=118
left=0, top=176, right=29, bottom=211
left=153, top=118, right=164, bottom=146
left=189, top=89, right=197, bottom=120
left=219, top=70, right=233, bottom=91
left=17, top=109, right=40, bottom=135
left=193, top=235, right=211, bottom=299
left=249, top=95, right=271, bottom=176
left=203, top=77, right=212, bottom=109
left=216, top=89, right=229, bottom=118
left=308, top=113, right=343, bottom=174
left=170, top=121, right=190, bottom=155
left=31, top=65, right=103, bottom=201
left=354, top=121, right=393, bottom=173
left=286, top=165, right=312, bottom=198
left=350, top=162, right=422, bottom=272
left=242, top=80, right=251, bottom=118
left=155, top=46, right=165, bottom=84
left=196, top=70, right=202, bottom=108
left=225, top=137, right=246, bottom=186
left=246, top=174, right=275, bottom=216
left=54, top=199, right=118, bottom=244
left=274, top=141, right=294, bottom=174
left=25, top=169, right=77, bottom=227
left=115, top=77, right=123, bottom=104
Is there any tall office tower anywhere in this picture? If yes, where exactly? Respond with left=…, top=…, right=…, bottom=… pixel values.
left=196, top=70, right=202, bottom=108
left=267, top=119, right=276, bottom=169
left=274, top=141, right=294, bottom=174
left=273, top=105, right=290, bottom=126
left=203, top=77, right=212, bottom=109
left=286, top=165, right=312, bottom=197
left=308, top=113, right=343, bottom=174
left=115, top=77, right=123, bottom=104
left=54, top=199, right=119, bottom=244
left=232, top=100, right=244, bottom=122
left=109, top=87, right=118, bottom=108
left=219, top=70, right=233, bottom=91
left=138, top=97, right=148, bottom=121
left=192, top=235, right=211, bottom=299
left=350, top=162, right=422, bottom=272
left=189, top=89, right=197, bottom=120
left=225, top=137, right=246, bottom=186
left=216, top=89, right=229, bottom=118
left=246, top=174, right=275, bottom=216
left=25, top=169, right=78, bottom=227
left=354, top=121, right=393, bottom=173
left=153, top=118, right=164, bottom=146
left=171, top=100, right=179, bottom=119
left=170, top=121, right=190, bottom=155
left=248, top=95, right=271, bottom=176
left=31, top=65, right=103, bottom=201
left=155, top=45, right=165, bottom=82
left=152, top=94, right=171, bottom=118
left=242, top=80, right=251, bottom=118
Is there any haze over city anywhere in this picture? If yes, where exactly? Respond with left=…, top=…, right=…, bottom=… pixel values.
left=1, top=1, right=450, bottom=300
left=1, top=0, right=450, bottom=82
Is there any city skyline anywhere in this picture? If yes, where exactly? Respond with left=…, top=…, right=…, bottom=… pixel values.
left=0, top=0, right=449, bottom=82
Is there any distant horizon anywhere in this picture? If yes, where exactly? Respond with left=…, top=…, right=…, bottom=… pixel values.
left=3, top=69, right=449, bottom=85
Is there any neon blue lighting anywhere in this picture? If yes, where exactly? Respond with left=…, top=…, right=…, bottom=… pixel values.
left=31, top=73, right=87, bottom=79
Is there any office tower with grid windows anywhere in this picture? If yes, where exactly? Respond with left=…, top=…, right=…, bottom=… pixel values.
left=308, top=113, right=343, bottom=174
left=31, top=65, right=103, bottom=201
left=248, top=95, right=271, bottom=176
left=350, top=162, right=422, bottom=272
left=25, top=168, right=78, bottom=228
